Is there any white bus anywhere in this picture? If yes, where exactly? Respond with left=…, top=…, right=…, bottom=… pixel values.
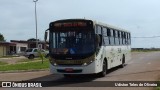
left=45, top=19, right=131, bottom=77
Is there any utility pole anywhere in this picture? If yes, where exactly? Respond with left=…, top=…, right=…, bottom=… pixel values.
left=33, top=0, right=38, bottom=48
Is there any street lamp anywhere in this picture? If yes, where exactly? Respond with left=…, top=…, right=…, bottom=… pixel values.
left=33, top=0, right=38, bottom=48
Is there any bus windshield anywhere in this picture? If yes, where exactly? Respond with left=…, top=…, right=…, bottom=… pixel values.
left=50, top=30, right=95, bottom=55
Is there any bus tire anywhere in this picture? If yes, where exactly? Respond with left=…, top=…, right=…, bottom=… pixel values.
left=121, top=55, right=125, bottom=68
left=99, top=60, right=107, bottom=77
left=28, top=54, right=34, bottom=59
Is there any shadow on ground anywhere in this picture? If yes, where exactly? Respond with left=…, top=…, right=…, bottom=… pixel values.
left=21, top=65, right=124, bottom=87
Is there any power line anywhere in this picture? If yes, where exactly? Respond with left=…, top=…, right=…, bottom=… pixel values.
left=132, top=36, right=160, bottom=38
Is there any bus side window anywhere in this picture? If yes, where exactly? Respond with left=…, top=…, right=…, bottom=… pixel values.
left=103, top=28, right=110, bottom=45
left=107, top=28, right=111, bottom=45
left=115, top=30, right=119, bottom=45
left=123, top=32, right=126, bottom=45
left=95, top=25, right=102, bottom=47
left=124, top=32, right=127, bottom=45
left=107, top=28, right=111, bottom=36
left=113, top=30, right=115, bottom=45
left=118, top=31, right=120, bottom=45
left=97, top=25, right=102, bottom=34
left=99, top=34, right=102, bottom=46
left=128, top=33, right=131, bottom=45
left=110, top=29, right=114, bottom=45
left=102, top=27, right=107, bottom=36
left=121, top=32, right=125, bottom=45
left=118, top=31, right=122, bottom=45
left=130, top=33, right=131, bottom=44
left=126, top=33, right=128, bottom=45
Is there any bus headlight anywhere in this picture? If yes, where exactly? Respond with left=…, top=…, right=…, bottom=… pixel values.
left=83, top=63, right=87, bottom=66
left=53, top=63, right=57, bottom=66
left=82, top=60, right=93, bottom=66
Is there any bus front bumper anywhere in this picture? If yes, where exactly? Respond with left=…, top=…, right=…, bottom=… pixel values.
left=50, top=61, right=101, bottom=74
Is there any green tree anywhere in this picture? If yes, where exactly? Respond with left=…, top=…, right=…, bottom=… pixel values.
left=0, top=33, right=5, bottom=41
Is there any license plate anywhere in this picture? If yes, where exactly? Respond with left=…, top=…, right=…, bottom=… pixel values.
left=65, top=68, right=73, bottom=72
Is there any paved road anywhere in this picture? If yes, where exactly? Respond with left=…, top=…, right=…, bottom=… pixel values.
left=1, top=52, right=160, bottom=90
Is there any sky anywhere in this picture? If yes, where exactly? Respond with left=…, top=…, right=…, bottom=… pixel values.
left=0, top=0, right=160, bottom=48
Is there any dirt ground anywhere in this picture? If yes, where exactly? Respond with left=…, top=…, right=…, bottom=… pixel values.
left=0, top=56, right=27, bottom=64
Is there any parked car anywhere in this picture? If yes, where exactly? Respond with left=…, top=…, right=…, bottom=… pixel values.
left=24, top=48, right=49, bottom=59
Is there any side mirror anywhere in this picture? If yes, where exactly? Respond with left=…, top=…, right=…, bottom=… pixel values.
left=44, top=29, right=49, bottom=42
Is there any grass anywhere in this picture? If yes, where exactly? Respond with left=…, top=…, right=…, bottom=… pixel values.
left=17, top=58, right=41, bottom=63
left=0, top=61, right=7, bottom=65
left=0, top=55, right=19, bottom=58
left=0, top=59, right=49, bottom=71
left=157, top=87, right=160, bottom=90
left=156, top=81, right=160, bottom=90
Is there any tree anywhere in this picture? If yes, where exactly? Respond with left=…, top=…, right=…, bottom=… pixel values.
left=0, top=33, right=5, bottom=41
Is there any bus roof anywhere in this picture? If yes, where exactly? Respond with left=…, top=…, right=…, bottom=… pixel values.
left=92, top=20, right=130, bottom=33
left=50, top=18, right=130, bottom=33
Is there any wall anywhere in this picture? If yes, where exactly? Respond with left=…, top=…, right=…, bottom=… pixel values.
left=16, top=43, right=28, bottom=54
left=0, top=45, right=6, bottom=56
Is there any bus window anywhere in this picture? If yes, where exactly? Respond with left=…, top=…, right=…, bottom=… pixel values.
left=128, top=33, right=131, bottom=45
left=126, top=33, right=128, bottom=45
left=115, top=30, right=119, bottom=45
left=115, top=30, right=118, bottom=38
left=97, top=26, right=102, bottom=34
left=107, top=28, right=111, bottom=36
left=124, top=32, right=127, bottom=45
left=110, top=29, right=114, bottom=45
left=103, top=28, right=110, bottom=45
left=104, top=37, right=110, bottom=45
left=113, top=30, right=115, bottom=45
left=98, top=34, right=102, bottom=46
left=122, top=32, right=125, bottom=45
left=113, top=30, right=115, bottom=37
left=117, top=31, right=119, bottom=38
left=118, top=31, right=122, bottom=45
left=110, top=29, right=113, bottom=36
left=118, top=31, right=120, bottom=45
left=102, top=27, right=107, bottom=36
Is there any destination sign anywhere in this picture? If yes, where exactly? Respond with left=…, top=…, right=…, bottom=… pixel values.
left=54, top=22, right=87, bottom=27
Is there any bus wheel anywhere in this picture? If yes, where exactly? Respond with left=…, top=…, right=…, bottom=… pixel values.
left=121, top=55, right=125, bottom=68
left=99, top=60, right=107, bottom=77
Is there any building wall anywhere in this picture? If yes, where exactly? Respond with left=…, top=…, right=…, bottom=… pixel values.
left=0, top=45, right=6, bottom=56
left=16, top=43, right=28, bottom=54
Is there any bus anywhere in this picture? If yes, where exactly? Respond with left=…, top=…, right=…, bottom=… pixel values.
left=44, top=19, right=131, bottom=77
